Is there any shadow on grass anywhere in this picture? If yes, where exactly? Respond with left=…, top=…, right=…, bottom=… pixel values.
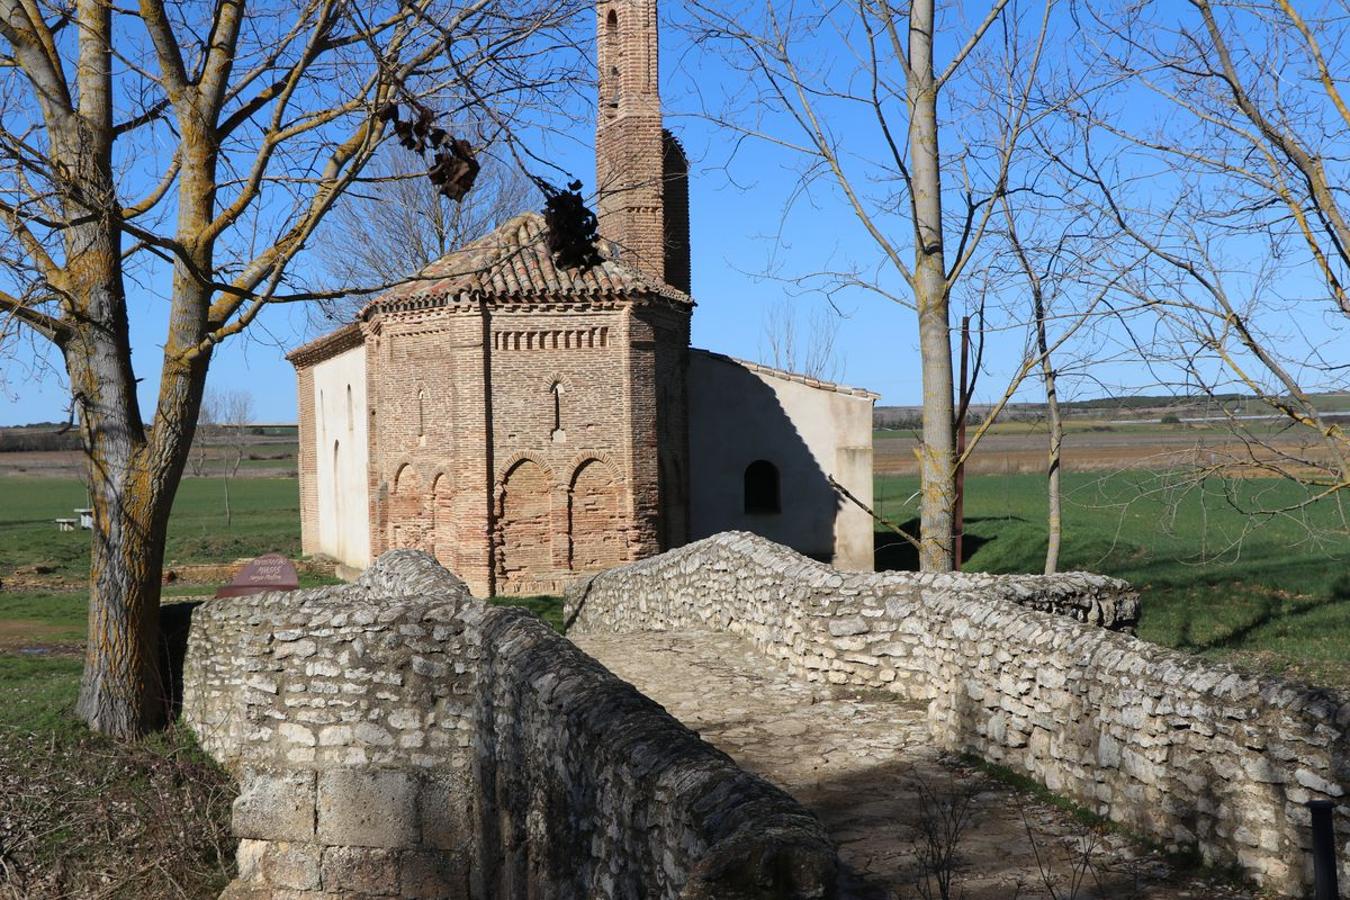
left=1171, top=589, right=1350, bottom=655
left=874, top=517, right=1010, bottom=572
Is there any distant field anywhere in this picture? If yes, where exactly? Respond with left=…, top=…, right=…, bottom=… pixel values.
left=0, top=435, right=298, bottom=478
left=2, top=469, right=1347, bottom=695
left=0, top=476, right=305, bottom=584
left=876, top=471, right=1350, bottom=690
left=874, top=418, right=1343, bottom=477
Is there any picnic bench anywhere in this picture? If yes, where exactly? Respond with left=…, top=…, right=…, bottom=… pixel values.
left=54, top=518, right=76, bottom=532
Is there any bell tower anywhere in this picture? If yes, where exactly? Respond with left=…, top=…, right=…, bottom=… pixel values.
left=595, top=0, right=690, bottom=295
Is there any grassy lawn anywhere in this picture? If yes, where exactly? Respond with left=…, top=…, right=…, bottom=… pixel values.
left=0, top=475, right=303, bottom=581
left=0, top=476, right=302, bottom=896
left=877, top=472, right=1350, bottom=690
left=489, top=594, right=566, bottom=631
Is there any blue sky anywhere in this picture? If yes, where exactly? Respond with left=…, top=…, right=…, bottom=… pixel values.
left=0, top=3, right=1002, bottom=425
left=2, top=1, right=1345, bottom=426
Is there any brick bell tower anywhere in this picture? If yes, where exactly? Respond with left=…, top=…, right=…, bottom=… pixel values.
left=596, top=0, right=691, bottom=295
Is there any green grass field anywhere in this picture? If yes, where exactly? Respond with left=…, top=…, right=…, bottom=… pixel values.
left=4, top=471, right=1347, bottom=691
left=0, top=475, right=561, bottom=725
left=877, top=472, right=1350, bottom=688
left=0, top=476, right=306, bottom=581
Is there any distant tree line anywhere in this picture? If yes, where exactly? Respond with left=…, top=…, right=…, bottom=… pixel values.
left=0, top=427, right=81, bottom=452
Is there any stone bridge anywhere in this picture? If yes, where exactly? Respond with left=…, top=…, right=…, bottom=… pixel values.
left=564, top=532, right=1349, bottom=899
left=175, top=534, right=1348, bottom=899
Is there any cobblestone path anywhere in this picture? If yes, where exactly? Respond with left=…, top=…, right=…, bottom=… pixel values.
left=571, top=629, right=1251, bottom=900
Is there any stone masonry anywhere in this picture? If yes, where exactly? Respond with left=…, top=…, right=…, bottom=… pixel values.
left=178, top=550, right=836, bottom=898
left=564, top=531, right=1350, bottom=896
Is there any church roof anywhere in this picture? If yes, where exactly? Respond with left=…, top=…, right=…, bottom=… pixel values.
left=359, top=211, right=692, bottom=319
left=285, top=322, right=364, bottom=367
left=690, top=349, right=880, bottom=401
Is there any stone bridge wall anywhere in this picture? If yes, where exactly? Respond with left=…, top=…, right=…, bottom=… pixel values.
left=564, top=531, right=1349, bottom=896
left=177, top=550, right=835, bottom=899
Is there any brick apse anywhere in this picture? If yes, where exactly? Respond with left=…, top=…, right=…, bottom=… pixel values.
left=289, top=0, right=877, bottom=596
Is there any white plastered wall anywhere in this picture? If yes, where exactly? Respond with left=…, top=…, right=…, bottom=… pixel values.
left=311, top=344, right=371, bottom=568
left=687, top=351, right=875, bottom=570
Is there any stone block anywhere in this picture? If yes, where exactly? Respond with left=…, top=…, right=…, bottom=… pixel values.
left=317, top=769, right=420, bottom=848
left=417, top=775, right=472, bottom=850
left=321, top=845, right=400, bottom=894
left=400, top=850, right=469, bottom=898
left=233, top=770, right=316, bottom=841
left=259, top=841, right=323, bottom=891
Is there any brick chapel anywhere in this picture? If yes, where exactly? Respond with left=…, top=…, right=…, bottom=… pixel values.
left=288, top=0, right=877, bottom=597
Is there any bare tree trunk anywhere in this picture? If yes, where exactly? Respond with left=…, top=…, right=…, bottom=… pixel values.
left=1034, top=287, right=1063, bottom=574
left=62, top=223, right=175, bottom=737
left=74, top=465, right=171, bottom=736
left=909, top=0, right=956, bottom=572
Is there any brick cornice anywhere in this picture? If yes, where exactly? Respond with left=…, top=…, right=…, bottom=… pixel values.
left=286, top=323, right=365, bottom=368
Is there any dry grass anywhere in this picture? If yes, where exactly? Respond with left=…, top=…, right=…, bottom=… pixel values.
left=0, top=711, right=236, bottom=899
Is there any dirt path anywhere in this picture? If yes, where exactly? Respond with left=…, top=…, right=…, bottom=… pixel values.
left=571, top=629, right=1250, bottom=900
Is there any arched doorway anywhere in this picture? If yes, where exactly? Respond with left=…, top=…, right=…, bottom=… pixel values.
left=391, top=464, right=425, bottom=550
left=569, top=460, right=623, bottom=572
left=430, top=472, right=454, bottom=570
left=497, top=460, right=552, bottom=586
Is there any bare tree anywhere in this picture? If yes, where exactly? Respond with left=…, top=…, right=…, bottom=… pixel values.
left=1003, top=200, right=1067, bottom=574
left=0, top=0, right=583, bottom=737
left=212, top=389, right=254, bottom=526
left=314, top=141, right=532, bottom=321
left=188, top=393, right=219, bottom=479
left=760, top=299, right=841, bottom=382
left=1061, top=0, right=1350, bottom=528
left=686, top=0, right=1055, bottom=570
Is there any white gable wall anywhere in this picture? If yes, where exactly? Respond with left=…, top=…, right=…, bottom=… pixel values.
left=311, top=344, right=371, bottom=567
left=687, top=350, right=875, bottom=570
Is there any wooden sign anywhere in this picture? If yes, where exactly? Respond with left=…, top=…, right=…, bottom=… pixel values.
left=215, top=553, right=300, bottom=598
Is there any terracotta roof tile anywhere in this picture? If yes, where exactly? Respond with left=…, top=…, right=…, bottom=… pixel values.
left=359, top=211, right=692, bottom=319
left=285, top=322, right=364, bottom=367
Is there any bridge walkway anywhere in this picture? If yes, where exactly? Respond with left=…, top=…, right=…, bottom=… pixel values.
left=571, top=629, right=1249, bottom=900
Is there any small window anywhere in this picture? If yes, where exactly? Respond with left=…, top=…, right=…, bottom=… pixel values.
left=551, top=381, right=565, bottom=439
left=417, top=389, right=426, bottom=437
left=604, top=11, right=621, bottom=108
left=743, top=460, right=780, bottom=515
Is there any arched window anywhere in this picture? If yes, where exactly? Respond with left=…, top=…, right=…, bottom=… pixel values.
left=604, top=10, right=621, bottom=109
left=417, top=389, right=426, bottom=437
left=550, top=381, right=565, bottom=439
left=346, top=385, right=353, bottom=434
left=743, top=460, right=780, bottom=515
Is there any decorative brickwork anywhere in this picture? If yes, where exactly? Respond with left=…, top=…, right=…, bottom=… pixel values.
left=293, top=213, right=696, bottom=597
left=287, top=0, right=874, bottom=591
left=593, top=1, right=690, bottom=291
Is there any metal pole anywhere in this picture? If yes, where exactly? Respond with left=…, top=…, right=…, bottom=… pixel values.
left=954, top=315, right=970, bottom=571
left=1309, top=799, right=1340, bottom=900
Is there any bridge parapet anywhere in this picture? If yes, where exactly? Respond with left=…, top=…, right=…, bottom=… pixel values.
left=564, top=531, right=1349, bottom=897
left=177, top=549, right=836, bottom=899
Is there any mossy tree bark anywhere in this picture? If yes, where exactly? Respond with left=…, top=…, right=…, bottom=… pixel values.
left=1, top=0, right=582, bottom=738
